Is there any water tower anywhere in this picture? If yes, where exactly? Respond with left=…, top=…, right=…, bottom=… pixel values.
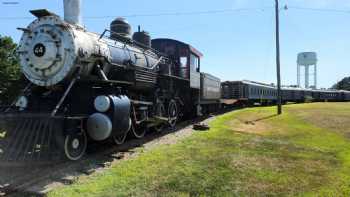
left=297, top=52, right=317, bottom=89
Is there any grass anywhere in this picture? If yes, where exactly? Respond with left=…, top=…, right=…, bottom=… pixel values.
left=49, top=102, right=350, bottom=197
left=0, top=131, right=5, bottom=138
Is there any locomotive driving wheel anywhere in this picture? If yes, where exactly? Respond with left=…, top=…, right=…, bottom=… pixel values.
left=168, top=100, right=178, bottom=128
left=64, top=130, right=87, bottom=161
left=131, top=123, right=148, bottom=139
left=130, top=106, right=148, bottom=139
left=153, top=102, right=166, bottom=132
left=113, top=119, right=131, bottom=145
left=113, top=133, right=127, bottom=145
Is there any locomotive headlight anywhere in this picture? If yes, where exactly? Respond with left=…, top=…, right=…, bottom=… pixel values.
left=15, top=96, right=28, bottom=110
left=94, top=96, right=111, bottom=112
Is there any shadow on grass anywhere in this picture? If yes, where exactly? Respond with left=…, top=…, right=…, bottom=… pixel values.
left=245, top=114, right=279, bottom=125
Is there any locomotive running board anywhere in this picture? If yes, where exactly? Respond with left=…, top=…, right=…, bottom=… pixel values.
left=0, top=114, right=64, bottom=163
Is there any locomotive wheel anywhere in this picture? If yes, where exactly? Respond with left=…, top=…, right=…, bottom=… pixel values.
left=113, top=119, right=131, bottom=145
left=113, top=133, right=127, bottom=145
left=153, top=102, right=166, bottom=132
left=153, top=123, right=165, bottom=133
left=168, top=100, right=178, bottom=128
left=64, top=131, right=87, bottom=161
left=131, top=123, right=148, bottom=139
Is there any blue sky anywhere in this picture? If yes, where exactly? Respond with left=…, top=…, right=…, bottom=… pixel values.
left=0, top=0, right=349, bottom=88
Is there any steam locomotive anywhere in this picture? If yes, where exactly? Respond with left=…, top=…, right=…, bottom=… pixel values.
left=0, top=0, right=348, bottom=162
left=0, top=0, right=221, bottom=161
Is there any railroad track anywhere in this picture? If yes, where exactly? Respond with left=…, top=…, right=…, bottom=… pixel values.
left=0, top=108, right=236, bottom=196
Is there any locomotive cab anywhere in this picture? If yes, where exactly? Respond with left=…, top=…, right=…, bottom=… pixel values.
left=152, top=39, right=203, bottom=115
left=152, top=39, right=221, bottom=115
left=152, top=39, right=202, bottom=88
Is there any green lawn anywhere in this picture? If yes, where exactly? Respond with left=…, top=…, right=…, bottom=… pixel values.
left=49, top=102, right=350, bottom=197
left=0, top=131, right=5, bottom=138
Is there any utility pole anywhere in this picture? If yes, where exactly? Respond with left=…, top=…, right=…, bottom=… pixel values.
left=275, top=0, right=282, bottom=115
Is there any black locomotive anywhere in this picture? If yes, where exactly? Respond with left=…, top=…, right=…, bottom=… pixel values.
left=0, top=2, right=221, bottom=161
left=0, top=0, right=349, bottom=162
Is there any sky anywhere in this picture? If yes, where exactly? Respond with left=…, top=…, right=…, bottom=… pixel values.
left=0, top=0, right=350, bottom=88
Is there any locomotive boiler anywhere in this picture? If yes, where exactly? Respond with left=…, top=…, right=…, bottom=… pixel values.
left=0, top=0, right=221, bottom=161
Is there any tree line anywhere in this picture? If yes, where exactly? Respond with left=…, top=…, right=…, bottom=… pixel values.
left=332, top=77, right=350, bottom=91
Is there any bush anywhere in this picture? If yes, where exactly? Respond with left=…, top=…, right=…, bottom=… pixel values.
left=0, top=35, right=21, bottom=104
left=332, top=77, right=350, bottom=91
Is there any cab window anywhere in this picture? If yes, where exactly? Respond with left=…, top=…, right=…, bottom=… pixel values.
left=180, top=57, right=187, bottom=68
left=190, top=54, right=199, bottom=72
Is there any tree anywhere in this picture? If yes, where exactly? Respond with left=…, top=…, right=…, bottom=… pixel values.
left=332, top=77, right=350, bottom=91
left=0, top=35, right=21, bottom=104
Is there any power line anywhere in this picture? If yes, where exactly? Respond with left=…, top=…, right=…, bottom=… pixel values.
left=288, top=6, right=350, bottom=14
left=0, top=7, right=267, bottom=20
left=90, top=8, right=266, bottom=19
left=0, top=16, right=32, bottom=20
left=2, top=6, right=350, bottom=21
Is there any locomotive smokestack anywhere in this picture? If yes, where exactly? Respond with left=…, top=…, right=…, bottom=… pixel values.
left=64, top=0, right=82, bottom=26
